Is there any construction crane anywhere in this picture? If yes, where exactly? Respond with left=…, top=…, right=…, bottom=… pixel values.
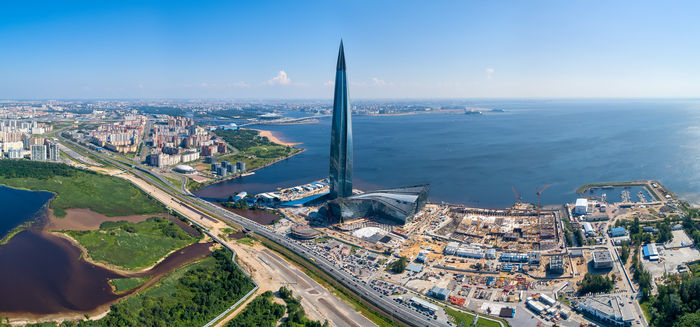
left=535, top=184, right=551, bottom=241
left=511, top=185, right=523, bottom=203
left=536, top=183, right=551, bottom=213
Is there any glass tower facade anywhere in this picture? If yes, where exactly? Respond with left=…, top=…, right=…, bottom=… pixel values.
left=329, top=41, right=353, bottom=199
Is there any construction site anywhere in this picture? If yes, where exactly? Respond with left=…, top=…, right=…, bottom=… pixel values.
left=431, top=185, right=562, bottom=252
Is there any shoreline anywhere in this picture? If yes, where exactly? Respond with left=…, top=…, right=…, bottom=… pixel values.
left=192, top=148, right=307, bottom=193
left=249, top=128, right=302, bottom=146
left=49, top=231, right=205, bottom=275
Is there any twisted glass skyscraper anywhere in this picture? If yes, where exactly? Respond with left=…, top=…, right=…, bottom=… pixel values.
left=329, top=41, right=353, bottom=199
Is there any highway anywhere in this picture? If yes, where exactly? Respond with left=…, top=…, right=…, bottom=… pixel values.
left=57, top=136, right=450, bottom=327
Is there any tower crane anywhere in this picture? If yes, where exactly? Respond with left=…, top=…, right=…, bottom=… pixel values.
left=535, top=183, right=551, bottom=241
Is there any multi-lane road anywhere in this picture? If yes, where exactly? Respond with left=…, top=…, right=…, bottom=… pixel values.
left=57, top=135, right=449, bottom=327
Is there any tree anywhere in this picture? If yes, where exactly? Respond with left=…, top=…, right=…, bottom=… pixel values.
left=575, top=229, right=585, bottom=246
left=578, top=273, right=613, bottom=295
left=620, top=242, right=630, bottom=263
left=675, top=312, right=700, bottom=327
left=388, top=256, right=408, bottom=274
left=632, top=216, right=641, bottom=234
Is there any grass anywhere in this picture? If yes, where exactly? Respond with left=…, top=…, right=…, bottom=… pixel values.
left=235, top=236, right=256, bottom=246
left=445, top=307, right=502, bottom=327
left=221, top=227, right=237, bottom=234
left=109, top=277, right=150, bottom=293
left=64, top=217, right=198, bottom=270
left=640, top=300, right=652, bottom=322
left=213, top=129, right=302, bottom=172
left=252, top=234, right=404, bottom=327
left=0, top=167, right=164, bottom=218
left=688, top=260, right=700, bottom=277
left=558, top=293, right=572, bottom=307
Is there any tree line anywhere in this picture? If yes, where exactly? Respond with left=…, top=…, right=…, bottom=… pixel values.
left=0, top=160, right=88, bottom=179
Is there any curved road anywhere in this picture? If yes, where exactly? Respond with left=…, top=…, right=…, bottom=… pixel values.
left=58, top=136, right=449, bottom=327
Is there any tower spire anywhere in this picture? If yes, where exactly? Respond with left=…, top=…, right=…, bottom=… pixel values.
left=336, top=40, right=346, bottom=71
left=329, top=40, right=352, bottom=199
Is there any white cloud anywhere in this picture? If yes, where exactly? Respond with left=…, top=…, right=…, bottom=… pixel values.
left=267, top=71, right=291, bottom=85
left=233, top=81, right=249, bottom=88
left=324, top=80, right=334, bottom=87
left=138, top=84, right=144, bottom=89
left=371, top=77, right=388, bottom=86
left=486, top=68, right=495, bottom=79
left=200, top=82, right=209, bottom=88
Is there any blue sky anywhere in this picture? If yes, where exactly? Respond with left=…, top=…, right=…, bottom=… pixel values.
left=1, top=1, right=699, bottom=99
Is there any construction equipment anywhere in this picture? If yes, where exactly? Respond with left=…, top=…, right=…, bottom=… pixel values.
left=535, top=183, right=551, bottom=238
left=511, top=185, right=523, bottom=203
left=536, top=183, right=551, bottom=213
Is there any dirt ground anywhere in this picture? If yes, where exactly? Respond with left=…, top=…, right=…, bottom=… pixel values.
left=44, top=208, right=166, bottom=231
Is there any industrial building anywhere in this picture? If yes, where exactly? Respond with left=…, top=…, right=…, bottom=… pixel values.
left=498, top=307, right=515, bottom=318
left=427, top=286, right=450, bottom=300
left=577, top=296, right=635, bottom=326
left=406, top=263, right=423, bottom=273
left=456, top=244, right=485, bottom=259
left=642, top=244, right=659, bottom=261
left=539, top=294, right=555, bottom=306
left=486, top=248, right=497, bottom=259
left=612, top=236, right=631, bottom=245
left=443, top=241, right=459, bottom=255
left=593, top=250, right=614, bottom=269
left=410, top=297, right=439, bottom=315
left=609, top=227, right=627, bottom=237
left=574, top=198, right=588, bottom=215
left=526, top=299, right=546, bottom=314
left=500, top=252, right=529, bottom=263
left=548, top=254, right=566, bottom=274
left=582, top=222, right=595, bottom=236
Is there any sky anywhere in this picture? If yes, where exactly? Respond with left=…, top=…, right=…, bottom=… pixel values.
left=1, top=1, right=699, bottom=99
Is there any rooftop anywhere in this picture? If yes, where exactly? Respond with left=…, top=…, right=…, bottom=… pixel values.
left=593, top=250, right=613, bottom=262
left=580, top=296, right=635, bottom=322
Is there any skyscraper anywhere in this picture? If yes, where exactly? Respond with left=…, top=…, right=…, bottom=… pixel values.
left=323, top=41, right=429, bottom=225
left=329, top=40, right=353, bottom=199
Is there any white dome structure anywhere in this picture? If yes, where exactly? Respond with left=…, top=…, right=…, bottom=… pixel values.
left=173, top=164, right=196, bottom=174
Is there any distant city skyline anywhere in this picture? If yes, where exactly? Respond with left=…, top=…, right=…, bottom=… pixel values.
left=2, top=1, right=700, bottom=99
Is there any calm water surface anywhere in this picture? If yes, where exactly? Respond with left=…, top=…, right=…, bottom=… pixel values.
left=0, top=186, right=53, bottom=238
left=197, top=99, right=700, bottom=208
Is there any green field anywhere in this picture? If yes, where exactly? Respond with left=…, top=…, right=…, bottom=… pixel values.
left=445, top=307, right=504, bottom=327
left=214, top=129, right=302, bottom=171
left=109, top=277, right=150, bottom=293
left=0, top=160, right=163, bottom=217
left=64, top=217, right=198, bottom=270
left=235, top=236, right=256, bottom=246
